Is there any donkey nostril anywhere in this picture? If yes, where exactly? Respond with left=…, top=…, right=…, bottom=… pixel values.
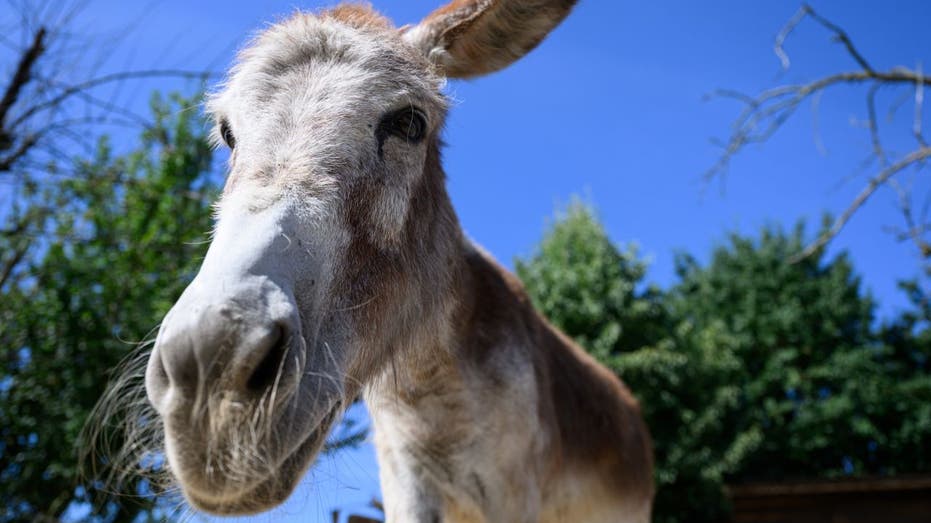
left=246, top=325, right=290, bottom=392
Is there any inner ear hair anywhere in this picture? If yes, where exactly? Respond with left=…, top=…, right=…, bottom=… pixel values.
left=406, top=0, right=578, bottom=79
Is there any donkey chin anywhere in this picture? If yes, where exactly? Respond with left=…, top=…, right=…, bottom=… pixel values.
left=164, top=400, right=341, bottom=515
left=154, top=353, right=344, bottom=514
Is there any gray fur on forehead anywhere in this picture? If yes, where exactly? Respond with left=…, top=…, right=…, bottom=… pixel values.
left=208, top=5, right=444, bottom=119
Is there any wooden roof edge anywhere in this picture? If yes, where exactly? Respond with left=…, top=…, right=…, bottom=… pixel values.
left=726, top=475, right=931, bottom=497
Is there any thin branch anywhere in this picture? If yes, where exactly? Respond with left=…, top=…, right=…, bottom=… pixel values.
left=0, top=26, right=46, bottom=129
left=887, top=178, right=931, bottom=257
left=8, top=69, right=218, bottom=130
left=866, top=84, right=887, bottom=168
left=0, top=133, right=36, bottom=172
left=32, top=74, right=154, bottom=129
left=705, top=88, right=758, bottom=107
left=914, top=62, right=927, bottom=148
left=0, top=214, right=30, bottom=237
left=706, top=3, right=929, bottom=181
left=705, top=69, right=925, bottom=181
left=775, top=4, right=875, bottom=73
left=774, top=5, right=810, bottom=70
left=0, top=241, right=30, bottom=289
left=789, top=146, right=931, bottom=263
left=710, top=4, right=931, bottom=265
left=811, top=89, right=826, bottom=155
left=887, top=87, right=914, bottom=122
left=802, top=3, right=874, bottom=72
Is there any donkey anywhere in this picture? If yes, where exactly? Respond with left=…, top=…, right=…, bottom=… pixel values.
left=143, top=1, right=654, bottom=521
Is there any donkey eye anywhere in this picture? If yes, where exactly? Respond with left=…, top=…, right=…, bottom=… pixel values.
left=220, top=120, right=236, bottom=149
left=388, top=107, right=427, bottom=143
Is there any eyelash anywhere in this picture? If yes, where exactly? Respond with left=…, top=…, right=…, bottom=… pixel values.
left=220, top=120, right=235, bottom=149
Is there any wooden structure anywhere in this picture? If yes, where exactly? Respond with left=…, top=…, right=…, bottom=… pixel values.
left=330, top=476, right=931, bottom=522
left=728, top=476, right=931, bottom=523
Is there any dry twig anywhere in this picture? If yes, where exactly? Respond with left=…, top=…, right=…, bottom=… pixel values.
left=707, top=3, right=931, bottom=262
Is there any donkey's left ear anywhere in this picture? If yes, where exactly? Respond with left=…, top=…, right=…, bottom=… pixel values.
left=403, top=0, right=578, bottom=79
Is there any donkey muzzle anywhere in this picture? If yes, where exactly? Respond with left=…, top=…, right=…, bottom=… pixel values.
left=145, top=279, right=302, bottom=415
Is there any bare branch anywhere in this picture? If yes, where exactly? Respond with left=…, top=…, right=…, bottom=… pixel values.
left=707, top=4, right=926, bottom=180
left=789, top=146, right=931, bottom=263
left=886, top=177, right=931, bottom=257
left=709, top=4, right=931, bottom=267
left=0, top=214, right=30, bottom=237
left=0, top=240, right=30, bottom=289
left=0, top=26, right=46, bottom=129
left=29, top=73, right=155, bottom=129
left=915, top=62, right=927, bottom=148
left=774, top=5, right=810, bottom=70
left=705, top=69, right=924, bottom=181
left=0, top=133, right=36, bottom=172
left=774, top=4, right=876, bottom=73
left=8, top=69, right=219, bottom=130
left=705, top=88, right=758, bottom=107
left=866, top=84, right=887, bottom=168
left=802, top=4, right=874, bottom=72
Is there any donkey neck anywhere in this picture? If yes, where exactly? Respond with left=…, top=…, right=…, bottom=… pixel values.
left=363, top=235, right=539, bottom=429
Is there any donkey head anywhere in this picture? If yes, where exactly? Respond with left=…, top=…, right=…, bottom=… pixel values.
left=144, top=0, right=575, bottom=514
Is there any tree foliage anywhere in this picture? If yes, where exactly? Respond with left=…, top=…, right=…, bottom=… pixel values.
left=0, top=93, right=216, bottom=522
left=517, top=202, right=931, bottom=523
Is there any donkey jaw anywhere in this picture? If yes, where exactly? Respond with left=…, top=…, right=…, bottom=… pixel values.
left=166, top=394, right=343, bottom=515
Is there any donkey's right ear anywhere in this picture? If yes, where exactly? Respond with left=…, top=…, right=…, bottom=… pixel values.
left=403, top=0, right=577, bottom=79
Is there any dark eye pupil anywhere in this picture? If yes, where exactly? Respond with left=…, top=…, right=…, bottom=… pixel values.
left=392, top=108, right=425, bottom=142
left=374, top=107, right=428, bottom=156
left=220, top=120, right=236, bottom=149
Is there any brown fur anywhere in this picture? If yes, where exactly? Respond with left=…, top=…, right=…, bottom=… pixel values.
left=413, top=0, right=578, bottom=78
left=334, top=1, right=655, bottom=516
left=322, top=4, right=395, bottom=31
left=458, top=240, right=655, bottom=503
left=358, top=127, right=654, bottom=518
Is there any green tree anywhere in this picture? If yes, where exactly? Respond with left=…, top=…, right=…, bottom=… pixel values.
left=872, top=280, right=931, bottom=474
left=517, top=203, right=931, bottom=523
left=0, top=93, right=216, bottom=521
left=675, top=226, right=874, bottom=483
left=515, top=201, right=667, bottom=364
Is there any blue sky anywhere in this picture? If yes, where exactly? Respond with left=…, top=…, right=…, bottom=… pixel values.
left=43, top=0, right=931, bottom=521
